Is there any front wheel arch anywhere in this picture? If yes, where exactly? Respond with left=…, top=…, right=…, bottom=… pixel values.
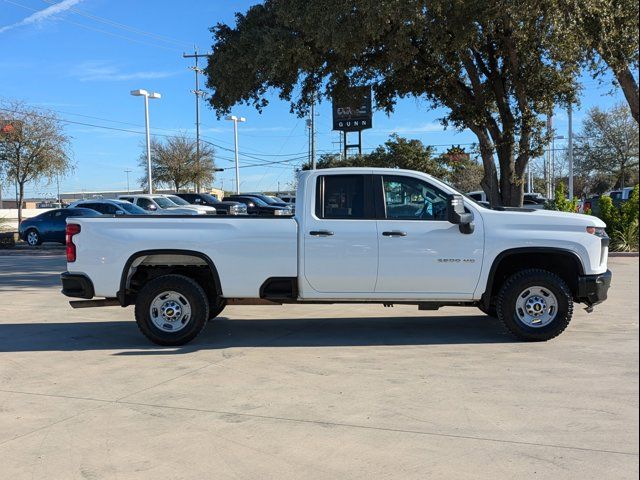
left=482, top=248, right=584, bottom=310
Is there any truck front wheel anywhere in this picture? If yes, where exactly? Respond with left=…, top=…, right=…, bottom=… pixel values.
left=135, top=274, right=209, bottom=346
left=496, top=269, right=573, bottom=341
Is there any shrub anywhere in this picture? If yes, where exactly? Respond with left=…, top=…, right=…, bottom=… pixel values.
left=599, top=185, right=639, bottom=252
left=547, top=183, right=579, bottom=213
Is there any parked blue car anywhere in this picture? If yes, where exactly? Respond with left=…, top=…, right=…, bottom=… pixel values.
left=19, top=208, right=101, bottom=246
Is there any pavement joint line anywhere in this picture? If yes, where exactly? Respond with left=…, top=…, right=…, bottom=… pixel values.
left=0, top=402, right=109, bottom=448
left=114, top=319, right=328, bottom=402
left=1, top=388, right=638, bottom=458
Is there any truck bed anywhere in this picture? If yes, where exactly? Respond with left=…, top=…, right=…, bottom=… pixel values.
left=67, top=216, right=298, bottom=298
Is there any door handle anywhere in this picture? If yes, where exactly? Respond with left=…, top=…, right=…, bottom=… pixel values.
left=382, top=231, right=407, bottom=237
left=309, top=230, right=334, bottom=237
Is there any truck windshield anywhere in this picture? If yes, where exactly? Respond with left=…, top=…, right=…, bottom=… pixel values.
left=201, top=194, right=221, bottom=204
left=154, top=197, right=178, bottom=208
left=166, top=195, right=190, bottom=206
left=119, top=202, right=147, bottom=214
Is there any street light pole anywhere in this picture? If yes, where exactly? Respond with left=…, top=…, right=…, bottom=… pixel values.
left=131, top=89, right=161, bottom=194
left=226, top=115, right=246, bottom=194
left=568, top=104, right=574, bottom=200
left=124, top=169, right=132, bottom=193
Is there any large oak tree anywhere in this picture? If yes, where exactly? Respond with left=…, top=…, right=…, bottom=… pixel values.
left=205, top=0, right=580, bottom=206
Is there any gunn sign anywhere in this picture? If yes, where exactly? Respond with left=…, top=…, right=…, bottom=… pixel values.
left=332, top=87, right=372, bottom=132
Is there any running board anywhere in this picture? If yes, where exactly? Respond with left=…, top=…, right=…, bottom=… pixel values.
left=69, top=299, right=121, bottom=308
left=226, top=298, right=283, bottom=306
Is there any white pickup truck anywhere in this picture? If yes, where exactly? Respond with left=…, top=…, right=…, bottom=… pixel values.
left=61, top=168, right=612, bottom=346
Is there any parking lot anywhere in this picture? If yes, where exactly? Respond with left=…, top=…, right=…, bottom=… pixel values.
left=0, top=253, right=638, bottom=479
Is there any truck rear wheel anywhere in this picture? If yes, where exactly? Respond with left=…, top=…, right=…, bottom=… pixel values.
left=496, top=269, right=573, bottom=341
left=134, top=274, right=209, bottom=346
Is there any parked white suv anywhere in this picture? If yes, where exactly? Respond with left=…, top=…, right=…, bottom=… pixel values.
left=118, top=194, right=210, bottom=215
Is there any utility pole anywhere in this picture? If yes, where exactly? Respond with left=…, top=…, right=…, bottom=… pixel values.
left=226, top=115, right=246, bottom=194
left=124, top=169, right=132, bottom=193
left=183, top=48, right=212, bottom=193
left=568, top=104, right=574, bottom=200
left=310, top=94, right=316, bottom=169
left=545, top=115, right=553, bottom=199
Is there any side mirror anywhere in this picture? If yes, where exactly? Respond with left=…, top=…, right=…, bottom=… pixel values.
left=446, top=194, right=475, bottom=234
left=115, top=210, right=125, bottom=215
left=147, top=204, right=157, bottom=211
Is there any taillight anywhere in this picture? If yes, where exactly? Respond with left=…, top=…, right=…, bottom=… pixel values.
left=66, top=224, right=81, bottom=262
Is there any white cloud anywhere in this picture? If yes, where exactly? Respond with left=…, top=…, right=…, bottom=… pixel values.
left=0, top=0, right=84, bottom=34
left=72, top=61, right=178, bottom=82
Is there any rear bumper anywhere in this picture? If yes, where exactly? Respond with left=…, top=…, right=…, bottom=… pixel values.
left=576, top=270, right=612, bottom=306
left=61, top=272, right=95, bottom=299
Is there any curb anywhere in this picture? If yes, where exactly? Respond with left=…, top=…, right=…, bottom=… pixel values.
left=609, top=252, right=639, bottom=258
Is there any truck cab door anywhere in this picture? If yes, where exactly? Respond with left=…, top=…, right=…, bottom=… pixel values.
left=374, top=174, right=484, bottom=297
left=303, top=174, right=378, bottom=294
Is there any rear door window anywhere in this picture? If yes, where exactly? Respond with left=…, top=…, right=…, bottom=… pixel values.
left=316, top=175, right=371, bottom=219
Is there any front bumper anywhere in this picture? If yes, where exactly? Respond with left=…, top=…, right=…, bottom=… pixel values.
left=61, top=272, right=95, bottom=299
left=576, top=270, right=612, bottom=306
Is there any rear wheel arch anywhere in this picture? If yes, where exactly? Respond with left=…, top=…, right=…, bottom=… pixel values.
left=482, top=248, right=584, bottom=309
left=118, top=249, right=222, bottom=307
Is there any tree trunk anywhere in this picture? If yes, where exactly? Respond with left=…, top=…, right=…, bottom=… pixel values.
left=17, top=182, right=24, bottom=226
left=613, top=64, right=639, bottom=124
left=472, top=128, right=500, bottom=206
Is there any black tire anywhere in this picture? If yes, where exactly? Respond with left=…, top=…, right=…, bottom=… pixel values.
left=208, top=298, right=227, bottom=321
left=25, top=229, right=42, bottom=246
left=135, top=274, right=209, bottom=346
left=496, top=269, right=573, bottom=341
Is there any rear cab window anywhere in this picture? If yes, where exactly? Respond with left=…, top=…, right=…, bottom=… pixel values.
left=315, top=175, right=374, bottom=219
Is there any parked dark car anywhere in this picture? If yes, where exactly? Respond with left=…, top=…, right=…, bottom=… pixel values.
left=19, top=208, right=101, bottom=246
left=237, top=193, right=293, bottom=210
left=176, top=193, right=247, bottom=215
left=222, top=195, right=291, bottom=216
left=69, top=199, right=149, bottom=215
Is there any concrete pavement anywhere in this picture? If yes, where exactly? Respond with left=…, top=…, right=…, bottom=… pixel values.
left=0, top=254, right=638, bottom=479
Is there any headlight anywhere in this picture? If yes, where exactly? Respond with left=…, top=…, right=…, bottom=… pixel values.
left=274, top=209, right=287, bottom=216
left=586, top=226, right=608, bottom=238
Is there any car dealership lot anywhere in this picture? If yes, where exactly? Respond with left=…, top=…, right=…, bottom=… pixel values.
left=0, top=255, right=638, bottom=479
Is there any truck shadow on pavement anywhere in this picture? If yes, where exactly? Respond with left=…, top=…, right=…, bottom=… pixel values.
left=0, top=315, right=517, bottom=354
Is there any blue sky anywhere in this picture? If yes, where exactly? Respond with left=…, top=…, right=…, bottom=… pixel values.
left=0, top=0, right=629, bottom=199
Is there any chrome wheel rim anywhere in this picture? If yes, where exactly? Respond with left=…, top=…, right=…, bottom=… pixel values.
left=149, top=291, right=192, bottom=333
left=27, top=231, right=39, bottom=246
left=515, top=286, right=558, bottom=328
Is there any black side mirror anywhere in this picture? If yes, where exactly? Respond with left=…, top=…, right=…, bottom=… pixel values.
left=447, top=194, right=474, bottom=234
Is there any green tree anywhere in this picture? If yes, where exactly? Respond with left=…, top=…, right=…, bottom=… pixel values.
left=139, top=135, right=217, bottom=192
left=302, top=136, right=483, bottom=191
left=574, top=104, right=639, bottom=190
left=554, top=0, right=639, bottom=123
left=0, top=100, right=72, bottom=224
left=437, top=146, right=484, bottom=193
left=205, top=0, right=580, bottom=207
left=302, top=135, right=444, bottom=174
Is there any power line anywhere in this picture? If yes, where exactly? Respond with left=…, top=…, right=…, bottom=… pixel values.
left=40, top=0, right=193, bottom=48
left=0, top=107, right=308, bottom=168
left=3, top=0, right=183, bottom=52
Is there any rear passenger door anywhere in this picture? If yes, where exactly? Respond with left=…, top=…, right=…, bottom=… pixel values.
left=303, top=174, right=379, bottom=293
